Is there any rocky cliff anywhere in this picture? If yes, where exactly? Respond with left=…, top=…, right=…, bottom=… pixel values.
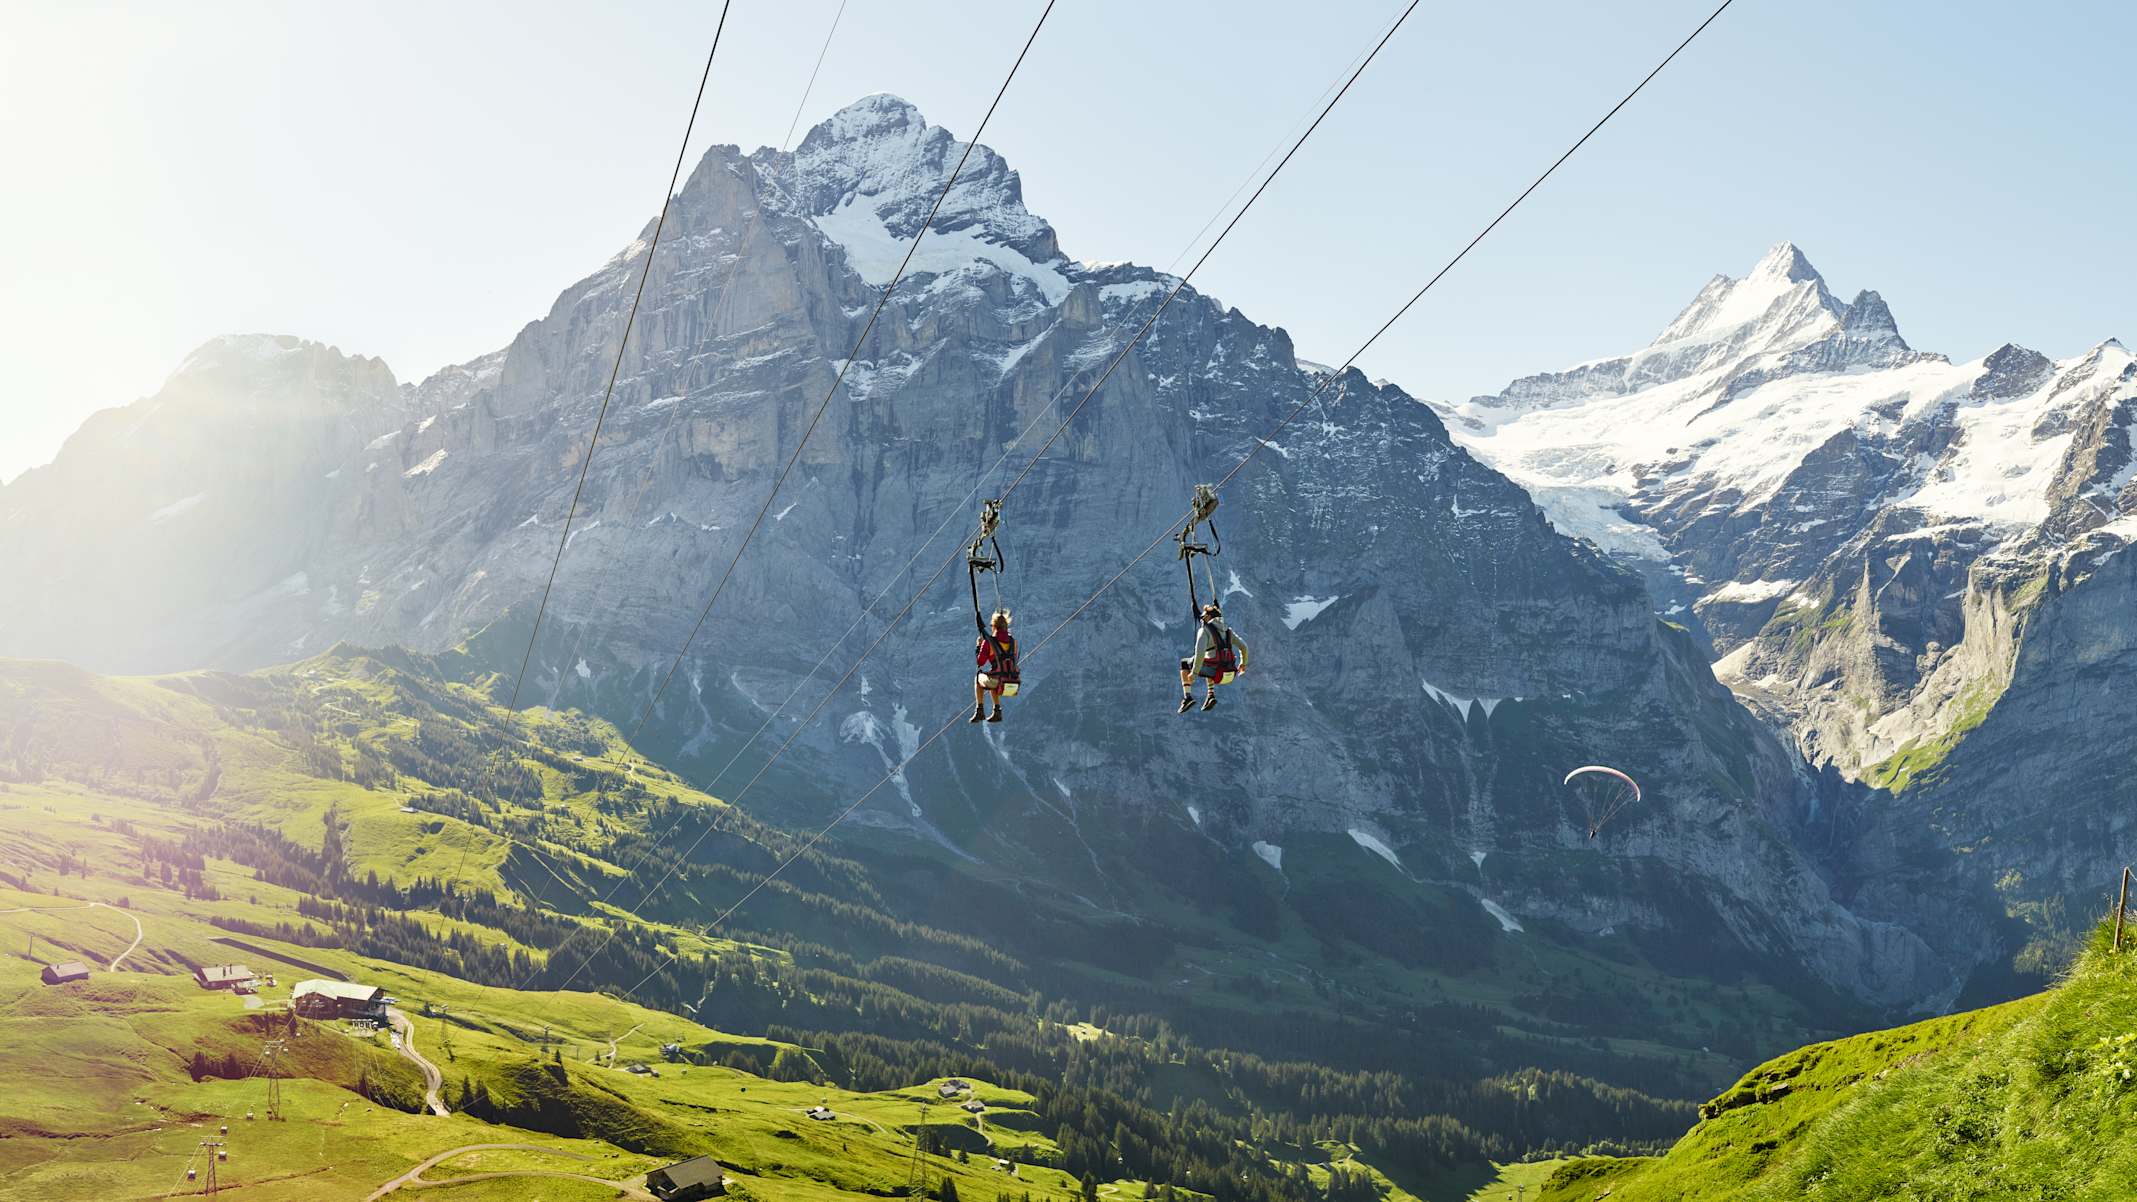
left=1, top=98, right=1987, bottom=1013
left=1438, top=243, right=2137, bottom=974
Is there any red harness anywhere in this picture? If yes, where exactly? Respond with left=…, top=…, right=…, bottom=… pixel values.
left=977, top=629, right=1020, bottom=687
left=1197, top=622, right=1239, bottom=682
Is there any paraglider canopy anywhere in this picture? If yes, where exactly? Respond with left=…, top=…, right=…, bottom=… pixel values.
left=1563, top=765, right=1641, bottom=839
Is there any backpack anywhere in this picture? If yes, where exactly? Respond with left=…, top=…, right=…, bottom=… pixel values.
left=978, top=630, right=1021, bottom=696
left=1198, top=623, right=1245, bottom=685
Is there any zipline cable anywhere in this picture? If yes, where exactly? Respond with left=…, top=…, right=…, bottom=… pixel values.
left=537, top=0, right=1421, bottom=993
left=622, top=1, right=1058, bottom=751
left=519, top=0, right=851, bottom=889
left=505, top=0, right=735, bottom=715
left=510, top=0, right=1039, bottom=990
left=545, top=0, right=852, bottom=715
left=995, top=0, right=1421, bottom=501
left=612, top=0, right=1738, bottom=1004
left=1210, top=0, right=1742, bottom=499
left=645, top=523, right=1180, bottom=1004
left=537, top=0, right=1413, bottom=929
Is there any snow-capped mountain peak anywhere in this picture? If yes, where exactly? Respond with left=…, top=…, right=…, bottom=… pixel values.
left=1440, top=242, right=2132, bottom=609
left=1648, top=240, right=1840, bottom=351
left=1754, top=238, right=1821, bottom=279
left=789, top=94, right=1069, bottom=303
left=1839, top=288, right=1901, bottom=340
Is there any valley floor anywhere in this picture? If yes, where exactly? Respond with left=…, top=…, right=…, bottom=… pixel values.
left=0, top=780, right=1536, bottom=1202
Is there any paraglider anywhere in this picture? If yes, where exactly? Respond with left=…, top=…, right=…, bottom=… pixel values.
left=1563, top=765, right=1640, bottom=839
left=1174, top=484, right=1247, bottom=713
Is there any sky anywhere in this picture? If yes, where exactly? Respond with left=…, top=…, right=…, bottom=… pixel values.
left=3, top=0, right=2132, bottom=483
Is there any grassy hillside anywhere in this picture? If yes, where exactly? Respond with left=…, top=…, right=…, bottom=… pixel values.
left=0, top=774, right=1601, bottom=1202
left=1, top=649, right=1723, bottom=1197
left=1533, top=925, right=2137, bottom=1200
left=0, top=867, right=1093, bottom=1201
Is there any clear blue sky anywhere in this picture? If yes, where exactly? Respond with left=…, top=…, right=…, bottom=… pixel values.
left=3, top=0, right=2130, bottom=482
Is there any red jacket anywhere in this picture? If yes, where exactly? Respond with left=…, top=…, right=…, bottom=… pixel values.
left=977, top=630, right=1015, bottom=670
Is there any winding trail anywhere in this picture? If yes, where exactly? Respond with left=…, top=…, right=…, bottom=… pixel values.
left=606, top=1023, right=641, bottom=1064
left=366, top=1142, right=654, bottom=1201
left=90, top=901, right=144, bottom=970
left=386, top=1008, right=449, bottom=1117
left=0, top=899, right=142, bottom=969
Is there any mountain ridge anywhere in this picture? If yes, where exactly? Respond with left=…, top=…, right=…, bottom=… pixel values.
left=1437, top=241, right=2137, bottom=990
left=0, top=95, right=2046, bottom=1020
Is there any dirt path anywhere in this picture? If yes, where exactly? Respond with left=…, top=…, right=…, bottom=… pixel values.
left=0, top=898, right=142, bottom=969
left=386, top=1008, right=449, bottom=1117
left=90, top=901, right=144, bottom=970
left=366, top=1142, right=654, bottom=1201
left=395, top=1167, right=656, bottom=1198
left=606, top=1022, right=641, bottom=1064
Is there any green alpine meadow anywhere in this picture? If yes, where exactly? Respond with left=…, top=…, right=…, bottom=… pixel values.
left=5, top=5, right=2134, bottom=1198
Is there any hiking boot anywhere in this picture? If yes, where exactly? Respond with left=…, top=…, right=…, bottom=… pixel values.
left=986, top=709, right=1003, bottom=723
left=1201, top=692, right=1218, bottom=711
left=969, top=706, right=986, bottom=724
left=1177, top=694, right=1195, bottom=714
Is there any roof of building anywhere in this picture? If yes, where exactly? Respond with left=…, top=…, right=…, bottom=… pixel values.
left=291, top=979, right=383, bottom=1003
left=44, top=961, right=90, bottom=979
left=197, top=964, right=254, bottom=983
left=650, top=1155, right=725, bottom=1189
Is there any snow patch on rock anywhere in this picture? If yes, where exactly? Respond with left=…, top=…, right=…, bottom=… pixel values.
left=1282, top=595, right=1339, bottom=629
left=1347, top=828, right=1402, bottom=871
left=403, top=448, right=449, bottom=478
left=1421, top=678, right=1517, bottom=719
left=1479, top=897, right=1525, bottom=933
left=1704, top=577, right=1799, bottom=605
left=149, top=493, right=206, bottom=523
left=814, top=193, right=1068, bottom=304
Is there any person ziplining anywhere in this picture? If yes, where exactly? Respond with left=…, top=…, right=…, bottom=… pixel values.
left=1174, top=484, right=1246, bottom=713
left=967, top=500, right=1018, bottom=723
left=1179, top=602, right=1238, bottom=713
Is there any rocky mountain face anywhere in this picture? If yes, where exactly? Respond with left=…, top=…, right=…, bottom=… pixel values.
left=1438, top=243, right=2137, bottom=972
left=2, top=97, right=1994, bottom=1018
